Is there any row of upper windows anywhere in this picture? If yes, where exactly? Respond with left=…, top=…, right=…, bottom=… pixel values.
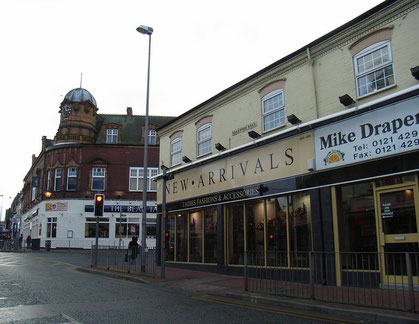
left=44, top=167, right=158, bottom=193
left=106, top=129, right=157, bottom=144
left=168, top=40, right=396, bottom=166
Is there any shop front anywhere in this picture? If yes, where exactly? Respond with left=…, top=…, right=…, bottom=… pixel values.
left=158, top=90, right=419, bottom=285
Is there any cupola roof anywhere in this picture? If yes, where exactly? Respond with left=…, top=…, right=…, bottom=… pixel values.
left=63, top=88, right=97, bottom=107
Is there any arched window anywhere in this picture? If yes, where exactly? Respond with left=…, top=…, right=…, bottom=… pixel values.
left=354, top=40, right=395, bottom=97
left=262, top=89, right=285, bottom=132
left=170, top=137, right=182, bottom=166
left=197, top=123, right=212, bottom=157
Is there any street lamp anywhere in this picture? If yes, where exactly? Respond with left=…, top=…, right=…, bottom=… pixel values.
left=137, top=24, right=153, bottom=273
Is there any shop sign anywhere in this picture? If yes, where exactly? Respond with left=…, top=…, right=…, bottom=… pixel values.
left=180, top=187, right=260, bottom=209
left=158, top=132, right=314, bottom=204
left=84, top=205, right=157, bottom=213
left=314, top=96, right=419, bottom=170
left=45, top=202, right=68, bottom=212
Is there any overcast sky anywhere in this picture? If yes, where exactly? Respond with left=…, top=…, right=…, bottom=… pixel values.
left=0, top=0, right=382, bottom=220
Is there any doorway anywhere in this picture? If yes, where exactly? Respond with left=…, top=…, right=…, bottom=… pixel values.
left=375, top=182, right=419, bottom=284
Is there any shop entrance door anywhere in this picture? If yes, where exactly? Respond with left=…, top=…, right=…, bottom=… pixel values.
left=376, top=185, right=419, bottom=284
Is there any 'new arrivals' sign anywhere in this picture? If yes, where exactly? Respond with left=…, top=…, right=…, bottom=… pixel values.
left=314, top=96, right=419, bottom=170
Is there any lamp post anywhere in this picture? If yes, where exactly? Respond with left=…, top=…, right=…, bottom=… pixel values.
left=0, top=194, right=3, bottom=222
left=137, top=24, right=153, bottom=273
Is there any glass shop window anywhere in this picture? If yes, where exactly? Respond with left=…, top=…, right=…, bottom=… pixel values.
left=165, top=215, right=175, bottom=261
left=266, top=197, right=288, bottom=267
left=204, top=207, right=217, bottom=264
left=176, top=212, right=188, bottom=262
left=85, top=218, right=109, bottom=238
left=288, top=193, right=312, bottom=267
left=246, top=200, right=265, bottom=255
left=226, top=204, right=245, bottom=265
left=189, top=211, right=202, bottom=263
left=336, top=182, right=377, bottom=271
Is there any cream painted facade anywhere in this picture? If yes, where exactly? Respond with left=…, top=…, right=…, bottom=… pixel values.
left=158, top=1, right=419, bottom=168
left=155, top=1, right=419, bottom=286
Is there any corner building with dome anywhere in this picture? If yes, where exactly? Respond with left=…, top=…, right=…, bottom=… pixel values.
left=19, top=88, right=174, bottom=249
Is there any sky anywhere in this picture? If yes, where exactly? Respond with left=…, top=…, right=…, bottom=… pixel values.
left=0, top=0, right=383, bottom=220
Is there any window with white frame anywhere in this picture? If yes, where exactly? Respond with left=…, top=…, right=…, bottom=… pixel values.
left=92, top=167, right=105, bottom=191
left=67, top=167, right=77, bottom=191
left=54, top=168, right=62, bottom=191
left=262, top=89, right=285, bottom=132
left=354, top=40, right=395, bottom=97
left=106, top=129, right=118, bottom=144
left=47, top=217, right=57, bottom=238
left=148, top=129, right=157, bottom=144
left=129, top=167, right=158, bottom=192
left=170, top=138, right=182, bottom=166
left=197, top=123, right=211, bottom=157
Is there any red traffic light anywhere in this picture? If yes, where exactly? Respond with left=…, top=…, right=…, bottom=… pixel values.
left=269, top=234, right=274, bottom=240
left=96, top=195, right=103, bottom=202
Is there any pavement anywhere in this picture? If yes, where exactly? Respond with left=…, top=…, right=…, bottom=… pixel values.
left=79, top=264, right=419, bottom=324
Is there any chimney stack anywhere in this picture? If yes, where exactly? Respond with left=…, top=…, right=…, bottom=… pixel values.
left=127, top=107, right=133, bottom=117
left=42, top=136, right=47, bottom=150
left=32, top=154, right=37, bottom=165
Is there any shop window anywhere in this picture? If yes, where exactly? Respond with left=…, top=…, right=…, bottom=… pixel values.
left=170, top=137, right=182, bottom=166
left=85, top=217, right=109, bottom=238
left=337, top=182, right=376, bottom=253
left=115, top=218, right=127, bottom=238
left=262, top=89, right=285, bottom=132
left=67, top=167, right=77, bottom=191
left=189, top=211, right=202, bottom=262
left=129, top=167, right=158, bottom=192
left=54, top=168, right=62, bottom=191
left=146, top=225, right=156, bottom=237
left=47, top=217, right=57, bottom=238
left=204, top=207, right=217, bottom=264
left=106, top=129, right=118, bottom=144
left=336, top=182, right=378, bottom=271
left=176, top=213, right=188, bottom=262
left=266, top=197, right=288, bottom=267
left=91, top=167, right=105, bottom=191
left=354, top=41, right=395, bottom=97
left=165, top=215, right=175, bottom=261
left=288, top=193, right=312, bottom=267
left=197, top=123, right=212, bottom=157
left=246, top=200, right=265, bottom=255
left=226, top=204, right=245, bottom=265
left=375, top=174, right=415, bottom=188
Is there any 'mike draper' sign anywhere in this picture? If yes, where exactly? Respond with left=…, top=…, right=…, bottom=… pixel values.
left=314, top=96, right=419, bottom=170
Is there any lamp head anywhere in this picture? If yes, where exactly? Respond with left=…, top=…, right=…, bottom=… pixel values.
left=136, top=25, right=153, bottom=35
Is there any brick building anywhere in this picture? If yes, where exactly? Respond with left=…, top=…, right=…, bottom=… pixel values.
left=20, top=88, right=173, bottom=249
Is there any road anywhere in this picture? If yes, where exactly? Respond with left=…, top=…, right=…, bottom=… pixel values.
left=0, top=251, right=337, bottom=323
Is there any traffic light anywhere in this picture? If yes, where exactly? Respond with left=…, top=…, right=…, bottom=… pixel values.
left=94, top=194, right=105, bottom=216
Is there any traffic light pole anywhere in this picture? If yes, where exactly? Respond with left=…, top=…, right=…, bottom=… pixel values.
left=94, top=216, right=99, bottom=265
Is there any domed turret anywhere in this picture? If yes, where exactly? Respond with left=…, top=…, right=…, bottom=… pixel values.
left=64, top=88, right=97, bottom=107
left=55, top=88, right=99, bottom=144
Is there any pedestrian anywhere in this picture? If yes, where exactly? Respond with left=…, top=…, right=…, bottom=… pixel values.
left=19, top=234, right=23, bottom=249
left=26, top=235, right=32, bottom=249
left=128, top=236, right=139, bottom=265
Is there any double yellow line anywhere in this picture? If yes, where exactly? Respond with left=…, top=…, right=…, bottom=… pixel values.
left=193, top=295, right=358, bottom=324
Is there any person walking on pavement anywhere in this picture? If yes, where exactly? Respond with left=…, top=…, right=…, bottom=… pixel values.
left=128, top=236, right=139, bottom=265
left=19, top=234, right=23, bottom=249
left=26, top=235, right=32, bottom=249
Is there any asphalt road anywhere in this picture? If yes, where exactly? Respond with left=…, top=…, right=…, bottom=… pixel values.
left=0, top=251, right=331, bottom=323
